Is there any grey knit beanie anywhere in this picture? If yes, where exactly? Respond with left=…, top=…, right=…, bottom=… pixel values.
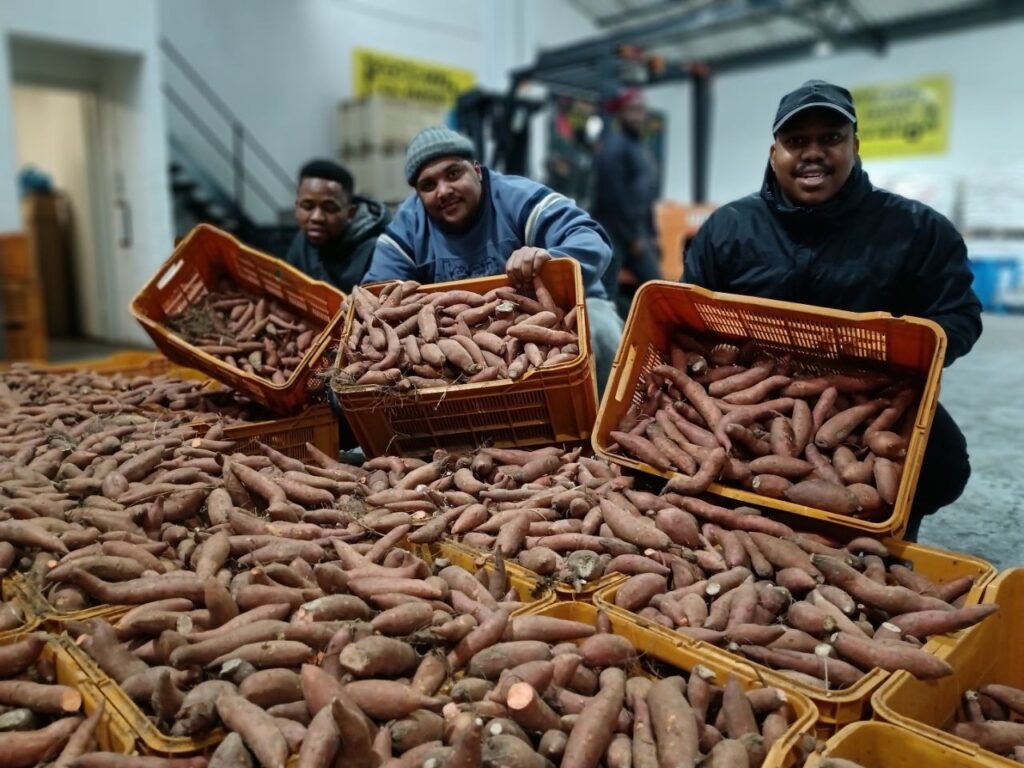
left=404, top=126, right=476, bottom=185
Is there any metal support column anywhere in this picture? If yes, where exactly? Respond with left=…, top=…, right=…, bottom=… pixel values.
left=691, top=65, right=711, bottom=203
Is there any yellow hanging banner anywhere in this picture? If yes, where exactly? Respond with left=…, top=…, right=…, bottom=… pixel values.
left=852, top=75, right=951, bottom=158
left=353, top=48, right=475, bottom=107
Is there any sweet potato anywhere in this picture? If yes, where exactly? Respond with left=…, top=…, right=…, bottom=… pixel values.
left=784, top=479, right=861, bottom=515
left=343, top=680, right=442, bottom=720
left=951, top=721, right=1024, bottom=755
left=887, top=603, right=998, bottom=640
left=648, top=677, right=699, bottom=768
left=561, top=668, right=626, bottom=768
left=217, top=692, right=288, bottom=768
left=468, top=641, right=552, bottom=679
left=830, top=632, right=952, bottom=678
left=339, top=636, right=418, bottom=677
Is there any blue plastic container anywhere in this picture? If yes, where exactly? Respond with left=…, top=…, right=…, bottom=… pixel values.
left=968, top=257, right=1018, bottom=311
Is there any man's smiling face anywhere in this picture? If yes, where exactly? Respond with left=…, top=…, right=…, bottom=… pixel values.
left=770, top=108, right=859, bottom=206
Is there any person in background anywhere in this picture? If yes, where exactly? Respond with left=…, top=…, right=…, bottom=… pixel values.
left=591, top=88, right=662, bottom=317
left=284, top=159, right=389, bottom=293
left=363, top=126, right=623, bottom=395
left=684, top=79, right=983, bottom=541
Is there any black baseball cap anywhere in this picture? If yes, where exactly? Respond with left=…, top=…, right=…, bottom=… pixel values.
left=772, top=79, right=857, bottom=134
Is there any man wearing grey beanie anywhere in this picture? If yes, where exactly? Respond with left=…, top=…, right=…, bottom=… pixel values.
left=363, top=125, right=623, bottom=395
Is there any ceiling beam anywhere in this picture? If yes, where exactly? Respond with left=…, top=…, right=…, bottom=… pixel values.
left=709, top=0, right=1023, bottom=74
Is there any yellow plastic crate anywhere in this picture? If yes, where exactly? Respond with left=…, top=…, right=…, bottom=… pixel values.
left=594, top=538, right=996, bottom=737
left=4, top=572, right=132, bottom=632
left=0, top=627, right=137, bottom=755
left=519, top=599, right=818, bottom=767
left=806, top=721, right=991, bottom=768
left=872, top=567, right=1024, bottom=768
left=62, top=636, right=223, bottom=757
left=438, top=536, right=628, bottom=602
left=402, top=538, right=551, bottom=609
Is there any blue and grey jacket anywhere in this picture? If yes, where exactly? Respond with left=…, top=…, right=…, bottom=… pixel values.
left=363, top=168, right=612, bottom=299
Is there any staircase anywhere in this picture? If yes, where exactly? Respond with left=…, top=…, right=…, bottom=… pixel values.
left=161, top=37, right=297, bottom=258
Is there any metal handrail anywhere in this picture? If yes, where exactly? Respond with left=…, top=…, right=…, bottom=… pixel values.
left=163, top=84, right=282, bottom=214
left=159, top=36, right=294, bottom=218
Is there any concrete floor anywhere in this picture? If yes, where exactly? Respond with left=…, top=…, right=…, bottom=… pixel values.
left=917, top=313, right=1024, bottom=569
left=48, top=337, right=150, bottom=363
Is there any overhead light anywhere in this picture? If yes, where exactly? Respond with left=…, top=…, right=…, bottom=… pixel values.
left=813, top=38, right=834, bottom=57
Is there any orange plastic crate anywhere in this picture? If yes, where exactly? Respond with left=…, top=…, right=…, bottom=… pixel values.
left=594, top=537, right=995, bottom=737
left=872, top=568, right=1024, bottom=768
left=333, top=258, right=597, bottom=457
left=218, top=404, right=339, bottom=462
left=130, top=224, right=345, bottom=414
left=593, top=280, right=946, bottom=539
left=0, top=231, right=35, bottom=281
left=806, top=721, right=990, bottom=768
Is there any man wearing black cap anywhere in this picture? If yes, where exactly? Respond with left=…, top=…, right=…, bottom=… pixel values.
left=684, top=80, right=982, bottom=541
left=283, top=159, right=390, bottom=293
left=363, top=126, right=624, bottom=394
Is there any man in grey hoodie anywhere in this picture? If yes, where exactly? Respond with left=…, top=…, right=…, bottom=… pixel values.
left=283, top=159, right=390, bottom=292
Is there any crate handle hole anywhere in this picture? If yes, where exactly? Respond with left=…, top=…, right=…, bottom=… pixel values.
left=155, top=259, right=184, bottom=290
left=613, top=345, right=639, bottom=403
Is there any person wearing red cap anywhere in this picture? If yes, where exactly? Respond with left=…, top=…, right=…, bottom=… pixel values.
left=591, top=88, right=662, bottom=316
left=683, top=79, right=982, bottom=542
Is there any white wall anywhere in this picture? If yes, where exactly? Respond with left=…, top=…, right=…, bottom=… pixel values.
left=159, top=0, right=603, bottom=215
left=0, top=0, right=173, bottom=346
left=160, top=0, right=489, bottom=220
left=704, top=20, right=1024, bottom=214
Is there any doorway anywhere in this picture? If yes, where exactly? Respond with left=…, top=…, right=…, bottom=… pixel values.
left=12, top=83, right=108, bottom=344
left=6, top=35, right=166, bottom=352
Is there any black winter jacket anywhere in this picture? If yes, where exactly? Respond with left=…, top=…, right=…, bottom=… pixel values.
left=683, top=162, right=982, bottom=366
left=284, top=197, right=390, bottom=294
left=591, top=127, right=658, bottom=247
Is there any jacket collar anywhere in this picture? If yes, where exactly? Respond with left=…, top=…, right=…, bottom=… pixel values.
left=760, top=159, right=872, bottom=225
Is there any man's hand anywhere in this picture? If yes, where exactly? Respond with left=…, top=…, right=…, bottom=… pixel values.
left=506, top=247, right=552, bottom=285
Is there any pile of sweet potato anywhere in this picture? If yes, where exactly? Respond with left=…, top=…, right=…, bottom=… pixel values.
left=607, top=336, right=920, bottom=517
left=342, top=446, right=998, bottom=692
left=0, top=354, right=1005, bottom=766
left=1, top=364, right=269, bottom=423
left=333, top=274, right=580, bottom=391
left=165, top=286, right=322, bottom=384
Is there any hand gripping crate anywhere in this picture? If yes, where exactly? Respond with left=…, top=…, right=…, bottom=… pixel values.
left=333, top=258, right=597, bottom=457
left=594, top=537, right=996, bottom=737
left=872, top=567, right=1024, bottom=768
left=806, top=721, right=990, bottom=768
left=130, top=224, right=345, bottom=414
left=593, top=280, right=946, bottom=539
left=518, top=599, right=818, bottom=766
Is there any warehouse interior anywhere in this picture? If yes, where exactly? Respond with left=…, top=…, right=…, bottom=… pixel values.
left=0, top=1, right=1023, bottom=763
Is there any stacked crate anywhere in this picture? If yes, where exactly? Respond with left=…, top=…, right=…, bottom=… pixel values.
left=337, top=95, right=449, bottom=206
left=0, top=231, right=47, bottom=361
